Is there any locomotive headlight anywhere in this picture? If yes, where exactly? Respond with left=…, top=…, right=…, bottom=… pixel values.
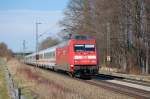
left=88, top=56, right=96, bottom=59
left=74, top=56, right=82, bottom=59
left=70, top=64, right=74, bottom=67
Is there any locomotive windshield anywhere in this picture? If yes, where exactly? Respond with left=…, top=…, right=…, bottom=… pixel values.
left=74, top=44, right=95, bottom=52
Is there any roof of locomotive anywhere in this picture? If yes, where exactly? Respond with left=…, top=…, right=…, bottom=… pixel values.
left=72, top=35, right=95, bottom=40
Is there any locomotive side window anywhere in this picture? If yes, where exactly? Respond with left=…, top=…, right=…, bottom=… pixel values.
left=74, top=44, right=95, bottom=52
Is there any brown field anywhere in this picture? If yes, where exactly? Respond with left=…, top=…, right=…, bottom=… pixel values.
left=7, top=58, right=135, bottom=99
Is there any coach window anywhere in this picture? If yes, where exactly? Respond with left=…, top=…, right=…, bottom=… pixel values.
left=39, top=54, right=42, bottom=59
left=53, top=52, right=55, bottom=57
left=46, top=53, right=47, bottom=58
left=45, top=53, right=47, bottom=59
left=44, top=53, right=47, bottom=59
left=44, top=53, right=46, bottom=59
left=51, top=52, right=53, bottom=57
left=46, top=53, right=48, bottom=59
left=50, top=52, right=52, bottom=57
left=48, top=52, right=51, bottom=58
left=51, top=52, right=54, bottom=57
left=46, top=52, right=51, bottom=58
left=50, top=52, right=52, bottom=58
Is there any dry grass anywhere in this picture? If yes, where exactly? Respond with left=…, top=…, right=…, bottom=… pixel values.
left=38, top=68, right=135, bottom=99
left=7, top=59, right=83, bottom=99
left=0, top=59, right=10, bottom=99
left=0, top=80, right=2, bottom=86
left=7, top=58, right=135, bottom=99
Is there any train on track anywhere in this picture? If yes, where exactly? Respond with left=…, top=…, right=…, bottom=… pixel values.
left=25, top=35, right=99, bottom=77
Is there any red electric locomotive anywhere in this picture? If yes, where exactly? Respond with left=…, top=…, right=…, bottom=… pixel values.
left=25, top=35, right=99, bottom=77
left=56, top=35, right=99, bottom=77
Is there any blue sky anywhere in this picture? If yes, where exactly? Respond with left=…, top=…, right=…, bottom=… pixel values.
left=0, top=0, right=69, bottom=52
left=0, top=0, right=68, bottom=10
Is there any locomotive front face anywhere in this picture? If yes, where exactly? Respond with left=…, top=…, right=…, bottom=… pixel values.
left=71, top=40, right=99, bottom=76
left=74, top=44, right=97, bottom=65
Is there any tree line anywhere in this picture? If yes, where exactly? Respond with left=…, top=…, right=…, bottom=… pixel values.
left=0, top=42, right=13, bottom=59
left=39, top=37, right=60, bottom=50
left=60, top=0, right=150, bottom=74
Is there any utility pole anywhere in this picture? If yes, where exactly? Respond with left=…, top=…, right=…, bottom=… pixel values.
left=35, top=22, right=42, bottom=69
left=146, top=42, right=149, bottom=74
left=35, top=22, right=42, bottom=60
left=23, top=40, right=26, bottom=62
left=106, top=22, right=111, bottom=67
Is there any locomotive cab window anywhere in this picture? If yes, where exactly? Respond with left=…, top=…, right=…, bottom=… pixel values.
left=74, top=44, right=95, bottom=52
left=74, top=44, right=84, bottom=52
left=85, top=44, right=95, bottom=51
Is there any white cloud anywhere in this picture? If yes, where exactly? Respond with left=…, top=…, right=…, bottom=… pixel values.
left=0, top=10, right=64, bottom=52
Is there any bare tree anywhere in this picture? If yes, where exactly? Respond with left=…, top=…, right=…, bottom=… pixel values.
left=0, top=42, right=13, bottom=59
left=39, top=37, right=60, bottom=50
left=60, top=0, right=150, bottom=74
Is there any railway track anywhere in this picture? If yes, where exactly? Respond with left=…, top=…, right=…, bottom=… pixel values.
left=81, top=79, right=150, bottom=99
left=30, top=65, right=150, bottom=99
left=97, top=74, right=150, bottom=87
left=56, top=71, right=150, bottom=99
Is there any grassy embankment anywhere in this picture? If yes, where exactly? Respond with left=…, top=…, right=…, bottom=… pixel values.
left=0, top=58, right=10, bottom=99
left=6, top=59, right=33, bottom=99
left=0, top=58, right=33, bottom=99
left=7, top=59, right=135, bottom=99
